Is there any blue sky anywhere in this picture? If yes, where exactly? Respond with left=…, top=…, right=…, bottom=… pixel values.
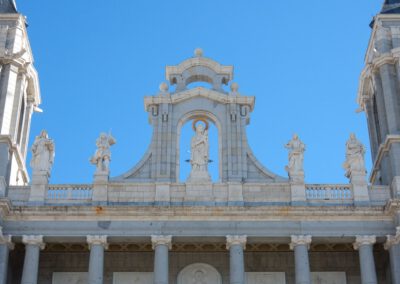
left=19, top=0, right=383, bottom=184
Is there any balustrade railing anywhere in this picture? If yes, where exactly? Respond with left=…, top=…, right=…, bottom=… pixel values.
left=306, top=184, right=352, bottom=200
left=47, top=184, right=93, bottom=200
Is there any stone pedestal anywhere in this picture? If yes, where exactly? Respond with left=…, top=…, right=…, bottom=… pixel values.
left=92, top=172, right=108, bottom=203
left=152, top=235, right=172, bottom=284
left=185, top=182, right=213, bottom=202
left=29, top=171, right=49, bottom=202
left=155, top=183, right=170, bottom=203
left=350, top=172, right=370, bottom=205
left=228, top=183, right=244, bottom=204
left=226, top=235, right=247, bottom=284
left=188, top=170, right=211, bottom=183
left=354, top=235, right=377, bottom=284
left=291, top=182, right=306, bottom=205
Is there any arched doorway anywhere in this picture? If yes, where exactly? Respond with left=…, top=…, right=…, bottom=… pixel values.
left=177, top=263, right=222, bottom=284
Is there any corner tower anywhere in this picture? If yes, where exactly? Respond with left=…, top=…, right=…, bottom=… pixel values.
left=0, top=0, right=40, bottom=192
left=358, top=0, right=400, bottom=197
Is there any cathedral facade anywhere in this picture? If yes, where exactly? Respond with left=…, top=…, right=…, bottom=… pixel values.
left=0, top=1, right=400, bottom=284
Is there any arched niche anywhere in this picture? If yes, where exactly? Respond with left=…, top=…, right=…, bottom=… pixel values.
left=177, top=263, right=222, bottom=284
left=176, top=110, right=222, bottom=182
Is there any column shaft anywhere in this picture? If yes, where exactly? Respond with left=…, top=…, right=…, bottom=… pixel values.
left=294, top=244, right=311, bottom=284
left=229, top=244, right=245, bottom=284
left=358, top=245, right=378, bottom=284
left=389, top=244, right=400, bottom=284
left=154, top=244, right=169, bottom=284
left=0, top=244, right=10, bottom=284
left=88, top=244, right=104, bottom=284
left=21, top=244, right=40, bottom=284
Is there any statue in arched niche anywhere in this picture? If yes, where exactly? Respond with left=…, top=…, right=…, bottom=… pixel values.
left=188, top=118, right=211, bottom=182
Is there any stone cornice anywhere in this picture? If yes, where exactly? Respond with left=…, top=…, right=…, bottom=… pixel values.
left=290, top=235, right=312, bottom=250
left=384, top=227, right=400, bottom=250
left=5, top=205, right=390, bottom=222
left=226, top=235, right=247, bottom=250
left=86, top=235, right=108, bottom=249
left=151, top=235, right=172, bottom=250
left=370, top=135, right=400, bottom=183
left=144, top=87, right=255, bottom=111
left=22, top=235, right=45, bottom=250
left=353, top=235, right=376, bottom=250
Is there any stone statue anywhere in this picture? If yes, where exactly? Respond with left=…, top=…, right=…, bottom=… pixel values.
left=285, top=134, right=305, bottom=182
left=188, top=120, right=211, bottom=182
left=90, top=132, right=116, bottom=174
left=30, top=130, right=55, bottom=175
left=343, top=133, right=366, bottom=178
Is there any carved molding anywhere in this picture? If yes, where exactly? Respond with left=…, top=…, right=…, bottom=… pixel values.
left=384, top=226, right=400, bottom=250
left=226, top=235, right=247, bottom=250
left=151, top=235, right=172, bottom=250
left=37, top=242, right=360, bottom=253
left=353, top=235, right=376, bottom=250
left=22, top=235, right=45, bottom=250
left=290, top=235, right=312, bottom=250
left=86, top=235, right=108, bottom=250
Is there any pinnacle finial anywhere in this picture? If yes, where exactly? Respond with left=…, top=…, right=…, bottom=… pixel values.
left=194, top=48, right=203, bottom=58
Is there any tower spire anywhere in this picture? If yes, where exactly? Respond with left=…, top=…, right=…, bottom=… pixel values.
left=0, top=0, right=17, bottom=13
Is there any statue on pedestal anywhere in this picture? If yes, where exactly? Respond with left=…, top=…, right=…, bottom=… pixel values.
left=188, top=118, right=211, bottom=182
left=343, top=133, right=366, bottom=178
left=90, top=132, right=116, bottom=174
left=285, top=134, right=305, bottom=182
left=30, top=130, right=55, bottom=175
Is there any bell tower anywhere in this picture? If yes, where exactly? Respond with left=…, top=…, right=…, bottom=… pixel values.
left=0, top=0, right=41, bottom=192
left=358, top=0, right=400, bottom=197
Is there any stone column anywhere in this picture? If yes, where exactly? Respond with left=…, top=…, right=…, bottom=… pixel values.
left=21, top=235, right=45, bottom=284
left=353, top=235, right=378, bottom=284
left=151, top=235, right=172, bottom=284
left=290, top=235, right=312, bottom=284
left=0, top=228, right=14, bottom=284
left=87, top=235, right=108, bottom=284
left=384, top=227, right=400, bottom=284
left=226, top=235, right=247, bottom=284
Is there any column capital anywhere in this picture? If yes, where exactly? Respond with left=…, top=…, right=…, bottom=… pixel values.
left=151, top=235, right=172, bottom=250
left=22, top=235, right=45, bottom=250
left=384, top=226, right=400, bottom=250
left=290, top=235, right=312, bottom=250
left=353, top=235, right=376, bottom=250
left=0, top=227, right=14, bottom=250
left=226, top=235, right=247, bottom=250
left=86, top=235, right=108, bottom=250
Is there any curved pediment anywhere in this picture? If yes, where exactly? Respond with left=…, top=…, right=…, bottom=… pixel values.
left=166, top=49, right=233, bottom=91
left=144, top=87, right=254, bottom=111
